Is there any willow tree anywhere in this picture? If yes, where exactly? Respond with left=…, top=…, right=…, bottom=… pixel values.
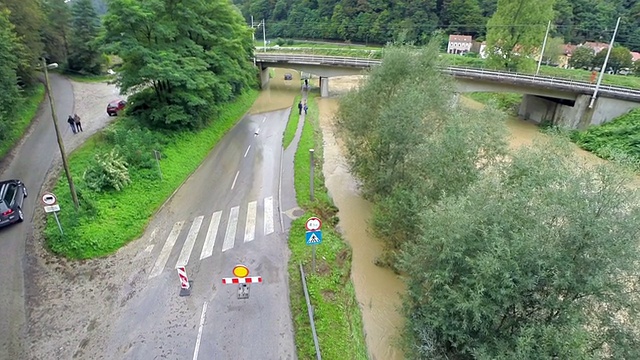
left=485, top=0, right=555, bottom=71
left=103, top=0, right=256, bottom=129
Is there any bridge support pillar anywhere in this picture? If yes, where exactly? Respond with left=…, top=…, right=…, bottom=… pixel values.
left=319, top=77, right=329, bottom=97
left=259, top=66, right=270, bottom=89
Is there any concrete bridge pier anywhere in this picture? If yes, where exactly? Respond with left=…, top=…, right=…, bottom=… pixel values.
left=319, top=77, right=329, bottom=97
left=518, top=94, right=640, bottom=129
left=259, top=65, right=270, bottom=89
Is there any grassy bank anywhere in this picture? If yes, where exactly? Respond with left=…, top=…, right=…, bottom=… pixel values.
left=571, top=108, right=640, bottom=166
left=465, top=92, right=522, bottom=114
left=288, top=92, right=368, bottom=359
left=0, top=84, right=45, bottom=160
left=44, top=90, right=259, bottom=259
left=283, top=95, right=301, bottom=149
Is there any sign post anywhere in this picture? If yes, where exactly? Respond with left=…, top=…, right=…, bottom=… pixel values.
left=222, top=264, right=263, bottom=299
left=177, top=266, right=192, bottom=296
left=305, top=217, right=323, bottom=273
left=42, top=193, right=63, bottom=235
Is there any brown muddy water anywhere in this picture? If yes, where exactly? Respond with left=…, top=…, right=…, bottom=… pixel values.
left=250, top=68, right=303, bottom=114
left=315, top=76, right=622, bottom=360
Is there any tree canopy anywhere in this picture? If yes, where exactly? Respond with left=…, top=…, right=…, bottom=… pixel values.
left=401, top=140, right=640, bottom=359
left=0, top=8, right=23, bottom=139
left=103, top=0, right=257, bottom=129
left=68, top=0, right=103, bottom=74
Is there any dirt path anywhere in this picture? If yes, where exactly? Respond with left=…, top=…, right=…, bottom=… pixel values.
left=24, top=80, right=136, bottom=360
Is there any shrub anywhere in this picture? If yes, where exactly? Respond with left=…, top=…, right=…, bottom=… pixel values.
left=103, top=120, right=166, bottom=169
left=83, top=149, right=131, bottom=192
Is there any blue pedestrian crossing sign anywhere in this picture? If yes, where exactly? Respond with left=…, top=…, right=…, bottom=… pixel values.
left=305, top=230, right=322, bottom=245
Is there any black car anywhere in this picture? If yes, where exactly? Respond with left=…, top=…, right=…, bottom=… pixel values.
left=0, top=180, right=27, bottom=228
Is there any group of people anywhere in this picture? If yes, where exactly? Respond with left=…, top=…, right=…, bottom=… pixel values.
left=67, top=114, right=83, bottom=134
left=297, top=100, right=308, bottom=115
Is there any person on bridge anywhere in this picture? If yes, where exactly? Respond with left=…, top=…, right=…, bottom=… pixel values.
left=590, top=70, right=597, bottom=84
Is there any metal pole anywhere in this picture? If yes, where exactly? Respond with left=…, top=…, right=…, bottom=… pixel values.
left=309, top=149, right=315, bottom=202
left=589, top=17, right=621, bottom=109
left=154, top=150, right=162, bottom=180
left=536, top=20, right=551, bottom=76
left=299, top=263, right=322, bottom=360
left=251, top=15, right=255, bottom=43
left=42, top=58, right=79, bottom=210
left=53, top=211, right=63, bottom=235
left=262, top=19, right=267, bottom=53
left=312, top=245, right=316, bottom=273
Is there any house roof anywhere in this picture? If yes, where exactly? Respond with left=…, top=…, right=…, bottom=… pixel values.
left=563, top=44, right=577, bottom=55
left=449, top=35, right=473, bottom=42
left=632, top=51, right=640, bottom=62
left=582, top=41, right=609, bottom=51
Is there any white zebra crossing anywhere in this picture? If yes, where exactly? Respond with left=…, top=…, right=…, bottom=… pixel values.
left=147, top=198, right=277, bottom=278
left=222, top=206, right=240, bottom=252
left=200, top=211, right=222, bottom=260
left=244, top=201, right=257, bottom=242
left=175, top=215, right=203, bottom=268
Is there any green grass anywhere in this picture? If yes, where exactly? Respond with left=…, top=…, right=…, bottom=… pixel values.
left=283, top=95, right=301, bottom=149
left=0, top=84, right=45, bottom=160
left=288, top=92, right=368, bottom=360
left=465, top=92, right=523, bottom=114
left=571, top=107, right=640, bottom=166
left=44, top=90, right=259, bottom=259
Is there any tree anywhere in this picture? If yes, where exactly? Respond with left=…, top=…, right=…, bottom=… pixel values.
left=0, top=0, right=45, bottom=86
left=401, top=139, right=640, bottom=359
left=540, top=36, right=564, bottom=65
left=484, top=0, right=555, bottom=71
left=68, top=0, right=103, bottom=74
left=42, top=0, right=72, bottom=65
left=441, top=0, right=486, bottom=37
left=0, top=8, right=24, bottom=140
left=593, top=46, right=633, bottom=74
left=103, top=0, right=256, bottom=129
left=336, top=39, right=507, bottom=264
left=569, top=45, right=594, bottom=69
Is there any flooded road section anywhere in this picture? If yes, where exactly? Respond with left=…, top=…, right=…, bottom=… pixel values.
left=250, top=68, right=302, bottom=114
left=315, top=76, right=623, bottom=360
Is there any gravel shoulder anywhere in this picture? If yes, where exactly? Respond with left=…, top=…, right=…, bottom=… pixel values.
left=23, top=80, right=141, bottom=360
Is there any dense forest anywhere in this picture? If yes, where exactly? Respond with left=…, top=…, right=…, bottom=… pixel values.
left=233, top=0, right=640, bottom=51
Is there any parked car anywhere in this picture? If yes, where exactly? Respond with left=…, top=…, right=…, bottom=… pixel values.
left=107, top=99, right=127, bottom=116
left=0, top=180, right=27, bottom=228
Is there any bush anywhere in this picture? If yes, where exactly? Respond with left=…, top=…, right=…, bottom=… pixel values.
left=83, top=149, right=132, bottom=192
left=103, top=120, right=166, bottom=169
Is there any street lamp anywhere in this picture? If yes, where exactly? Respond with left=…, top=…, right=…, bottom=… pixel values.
left=41, top=58, right=80, bottom=210
left=252, top=18, right=267, bottom=53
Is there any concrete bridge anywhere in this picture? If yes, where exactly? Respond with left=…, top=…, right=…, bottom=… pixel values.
left=254, top=53, right=640, bottom=129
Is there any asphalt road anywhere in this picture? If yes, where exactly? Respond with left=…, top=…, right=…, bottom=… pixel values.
left=99, top=109, right=297, bottom=359
left=0, top=74, right=74, bottom=359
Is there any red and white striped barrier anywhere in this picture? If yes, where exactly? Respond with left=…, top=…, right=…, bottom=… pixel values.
left=177, top=266, right=190, bottom=288
left=222, top=276, right=262, bottom=285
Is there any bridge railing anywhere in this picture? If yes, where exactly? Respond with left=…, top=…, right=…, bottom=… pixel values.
left=255, top=53, right=640, bottom=100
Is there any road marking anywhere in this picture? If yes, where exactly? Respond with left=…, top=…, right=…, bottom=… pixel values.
left=231, top=171, right=239, bottom=190
left=264, top=196, right=274, bottom=235
left=222, top=206, right=239, bottom=251
left=144, top=244, right=154, bottom=253
left=149, top=221, right=184, bottom=278
left=176, top=216, right=203, bottom=268
left=192, top=301, right=208, bottom=360
left=262, top=116, right=266, bottom=123
left=244, top=201, right=257, bottom=242
left=244, top=145, right=251, bottom=157
left=200, top=211, right=222, bottom=260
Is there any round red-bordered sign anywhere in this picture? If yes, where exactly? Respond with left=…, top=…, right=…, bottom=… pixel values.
left=41, top=193, right=57, bottom=206
left=305, top=217, right=322, bottom=231
left=232, top=264, right=250, bottom=278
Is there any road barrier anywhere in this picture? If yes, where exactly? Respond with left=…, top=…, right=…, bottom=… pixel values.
left=300, top=263, right=322, bottom=360
left=177, top=266, right=192, bottom=296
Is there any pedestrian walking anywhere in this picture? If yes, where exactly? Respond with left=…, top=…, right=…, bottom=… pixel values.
left=73, top=113, right=83, bottom=132
left=298, top=101, right=303, bottom=115
left=67, top=115, right=77, bottom=134
left=303, top=102, right=308, bottom=115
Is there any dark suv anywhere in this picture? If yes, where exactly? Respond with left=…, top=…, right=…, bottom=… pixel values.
left=0, top=180, right=27, bottom=228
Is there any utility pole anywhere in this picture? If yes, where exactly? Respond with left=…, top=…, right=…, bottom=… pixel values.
left=262, top=19, right=267, bottom=53
left=589, top=16, right=621, bottom=109
left=536, top=20, right=551, bottom=76
left=251, top=15, right=255, bottom=43
left=42, top=58, right=79, bottom=210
